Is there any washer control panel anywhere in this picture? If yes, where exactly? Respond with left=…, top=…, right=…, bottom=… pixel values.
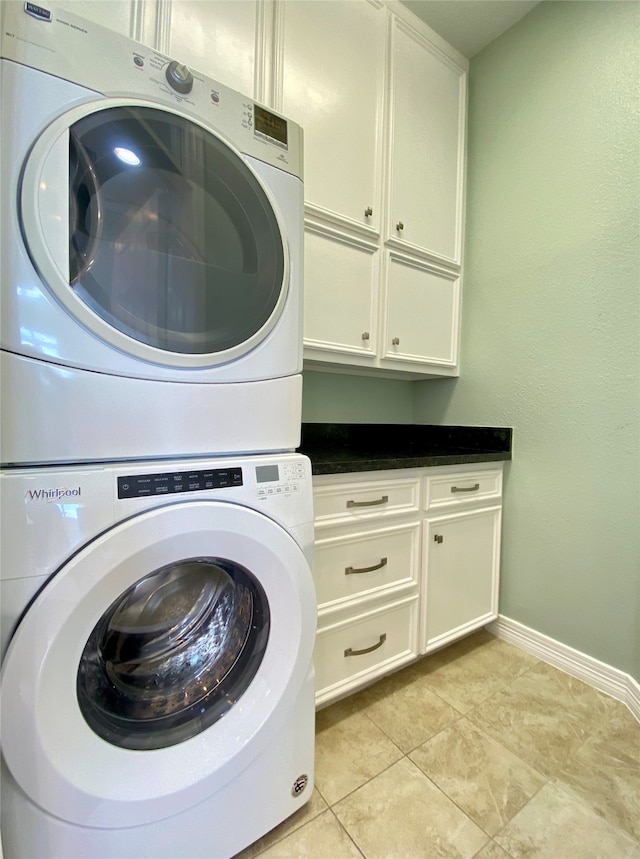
left=118, top=467, right=243, bottom=498
left=256, top=460, right=306, bottom=498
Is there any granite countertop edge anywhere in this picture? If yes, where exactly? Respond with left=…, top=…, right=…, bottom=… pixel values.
left=298, top=424, right=513, bottom=476
left=308, top=450, right=511, bottom=476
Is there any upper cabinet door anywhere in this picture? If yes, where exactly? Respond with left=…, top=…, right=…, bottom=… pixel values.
left=278, top=0, right=386, bottom=234
left=166, top=0, right=265, bottom=98
left=387, top=17, right=467, bottom=266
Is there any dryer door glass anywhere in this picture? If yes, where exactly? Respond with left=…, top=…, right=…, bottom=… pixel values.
left=67, top=106, right=286, bottom=354
left=77, top=557, right=270, bottom=750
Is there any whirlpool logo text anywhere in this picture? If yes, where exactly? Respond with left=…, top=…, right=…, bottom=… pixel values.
left=25, top=486, right=81, bottom=502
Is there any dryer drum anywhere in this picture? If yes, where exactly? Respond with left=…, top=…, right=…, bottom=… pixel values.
left=76, top=557, right=270, bottom=750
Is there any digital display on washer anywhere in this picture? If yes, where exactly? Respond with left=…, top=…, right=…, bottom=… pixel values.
left=255, top=464, right=279, bottom=484
left=254, top=105, right=288, bottom=147
left=118, top=467, right=243, bottom=498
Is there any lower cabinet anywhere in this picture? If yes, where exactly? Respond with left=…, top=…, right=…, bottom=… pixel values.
left=312, top=462, right=504, bottom=707
left=422, top=506, right=501, bottom=653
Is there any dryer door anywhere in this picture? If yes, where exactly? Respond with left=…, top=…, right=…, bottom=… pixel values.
left=0, top=501, right=316, bottom=828
left=20, top=99, right=288, bottom=367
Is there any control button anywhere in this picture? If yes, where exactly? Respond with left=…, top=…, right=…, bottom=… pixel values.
left=166, top=60, right=193, bottom=94
left=134, top=56, right=144, bottom=68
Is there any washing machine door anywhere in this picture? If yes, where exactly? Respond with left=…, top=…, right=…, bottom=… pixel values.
left=0, top=501, right=316, bottom=828
left=20, top=99, right=288, bottom=367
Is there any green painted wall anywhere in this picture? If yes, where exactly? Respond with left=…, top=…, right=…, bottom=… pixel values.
left=413, top=1, right=640, bottom=679
left=302, top=371, right=414, bottom=423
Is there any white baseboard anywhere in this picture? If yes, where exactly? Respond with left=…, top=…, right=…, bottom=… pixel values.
left=486, top=615, right=640, bottom=722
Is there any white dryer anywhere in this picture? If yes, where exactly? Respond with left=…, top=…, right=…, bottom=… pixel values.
left=0, top=452, right=316, bottom=859
left=0, top=2, right=304, bottom=466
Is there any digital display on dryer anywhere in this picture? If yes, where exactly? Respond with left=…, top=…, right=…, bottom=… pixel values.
left=118, top=467, right=243, bottom=498
left=254, top=105, right=288, bottom=147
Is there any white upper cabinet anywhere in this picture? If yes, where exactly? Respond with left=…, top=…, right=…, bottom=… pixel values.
left=386, top=16, right=466, bottom=266
left=277, top=0, right=386, bottom=234
left=165, top=0, right=268, bottom=99
left=382, top=254, right=460, bottom=369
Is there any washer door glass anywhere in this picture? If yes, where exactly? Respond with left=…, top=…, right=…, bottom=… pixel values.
left=77, top=556, right=269, bottom=751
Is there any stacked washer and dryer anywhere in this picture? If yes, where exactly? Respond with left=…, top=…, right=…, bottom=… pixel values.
left=0, top=4, right=316, bottom=859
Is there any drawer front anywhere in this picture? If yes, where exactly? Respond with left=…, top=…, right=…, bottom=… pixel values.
left=315, top=598, right=418, bottom=700
left=314, top=477, right=420, bottom=527
left=313, top=522, right=420, bottom=609
left=425, top=469, right=502, bottom=510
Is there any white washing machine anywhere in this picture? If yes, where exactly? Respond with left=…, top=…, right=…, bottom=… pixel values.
left=0, top=452, right=316, bottom=859
left=1, top=2, right=305, bottom=466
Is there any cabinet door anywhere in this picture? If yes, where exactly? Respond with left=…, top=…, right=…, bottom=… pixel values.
left=382, top=253, right=459, bottom=369
left=422, top=507, right=501, bottom=652
left=387, top=16, right=466, bottom=265
left=279, top=0, right=386, bottom=232
left=303, top=227, right=379, bottom=358
left=167, top=0, right=263, bottom=97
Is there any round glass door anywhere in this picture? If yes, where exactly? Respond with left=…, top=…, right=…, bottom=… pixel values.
left=77, top=556, right=269, bottom=751
left=22, top=101, right=288, bottom=362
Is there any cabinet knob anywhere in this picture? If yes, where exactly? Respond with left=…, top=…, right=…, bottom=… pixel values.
left=434, top=534, right=444, bottom=544
left=362, top=331, right=370, bottom=341
left=396, top=221, right=404, bottom=231
left=364, top=206, right=373, bottom=217
left=392, top=337, right=400, bottom=346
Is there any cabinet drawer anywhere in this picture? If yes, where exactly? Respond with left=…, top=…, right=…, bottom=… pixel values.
left=313, top=522, right=420, bottom=609
left=425, top=469, right=502, bottom=510
left=315, top=597, right=418, bottom=705
left=314, top=477, right=420, bottom=527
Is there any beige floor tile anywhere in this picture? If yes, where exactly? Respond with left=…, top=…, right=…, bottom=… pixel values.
left=554, top=714, right=640, bottom=840
left=334, top=757, right=489, bottom=859
left=473, top=841, right=514, bottom=859
left=467, top=662, right=618, bottom=778
left=409, top=717, right=546, bottom=835
left=522, top=661, right=623, bottom=725
left=254, top=809, right=364, bottom=858
left=410, top=632, right=540, bottom=714
left=315, top=698, right=403, bottom=805
left=590, top=705, right=640, bottom=763
left=233, top=790, right=329, bottom=858
left=494, top=781, right=640, bottom=859
left=357, top=664, right=462, bottom=752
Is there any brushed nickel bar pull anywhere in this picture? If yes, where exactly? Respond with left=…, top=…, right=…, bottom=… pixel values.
left=346, top=495, right=389, bottom=508
left=451, top=483, right=480, bottom=493
left=344, top=633, right=387, bottom=657
left=345, top=557, right=388, bottom=575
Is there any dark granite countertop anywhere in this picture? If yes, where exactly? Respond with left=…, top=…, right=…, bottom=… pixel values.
left=298, top=424, right=512, bottom=475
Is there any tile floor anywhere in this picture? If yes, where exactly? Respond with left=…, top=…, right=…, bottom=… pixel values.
left=236, top=630, right=640, bottom=859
